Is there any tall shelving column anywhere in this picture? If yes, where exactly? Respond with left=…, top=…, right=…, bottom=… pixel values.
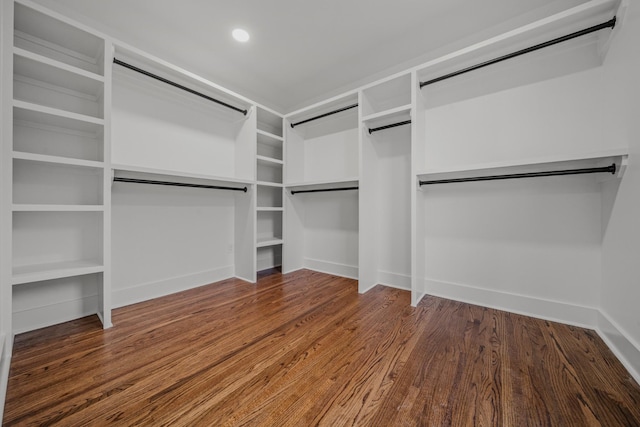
left=283, top=94, right=360, bottom=277
left=359, top=73, right=413, bottom=293
left=255, top=107, right=284, bottom=273
left=0, top=1, right=15, bottom=400
left=410, top=71, right=427, bottom=306
left=8, top=0, right=110, bottom=333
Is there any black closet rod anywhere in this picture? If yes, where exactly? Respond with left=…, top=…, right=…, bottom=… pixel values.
left=114, top=177, right=248, bottom=192
left=290, top=104, right=358, bottom=128
left=113, top=58, right=248, bottom=115
left=419, top=17, right=617, bottom=88
left=291, top=186, right=359, bottom=195
left=368, top=120, right=411, bottom=134
left=419, top=163, right=616, bottom=186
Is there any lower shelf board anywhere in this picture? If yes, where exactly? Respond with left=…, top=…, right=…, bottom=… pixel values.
left=12, top=204, right=105, bottom=212
left=12, top=260, right=104, bottom=285
left=256, top=238, right=284, bottom=248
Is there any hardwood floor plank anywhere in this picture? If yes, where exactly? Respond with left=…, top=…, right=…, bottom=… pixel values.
left=4, top=270, right=640, bottom=426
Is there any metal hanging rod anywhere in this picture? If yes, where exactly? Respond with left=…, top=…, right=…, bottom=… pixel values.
left=113, top=58, right=248, bottom=115
left=291, top=186, right=359, bottom=195
left=114, top=177, right=248, bottom=192
left=419, top=17, right=617, bottom=88
left=419, top=163, right=616, bottom=186
left=290, top=104, right=358, bottom=128
left=368, top=120, right=411, bottom=134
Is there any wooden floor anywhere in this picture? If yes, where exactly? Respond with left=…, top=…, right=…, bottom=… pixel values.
left=4, top=269, right=640, bottom=426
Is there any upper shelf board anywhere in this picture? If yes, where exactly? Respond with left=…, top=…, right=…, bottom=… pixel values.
left=113, top=45, right=252, bottom=120
left=14, top=47, right=104, bottom=95
left=417, top=148, right=629, bottom=184
left=286, top=178, right=359, bottom=193
left=112, top=164, right=255, bottom=189
left=416, top=0, right=623, bottom=108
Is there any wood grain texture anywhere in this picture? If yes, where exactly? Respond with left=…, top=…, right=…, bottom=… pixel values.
left=4, top=269, right=640, bottom=426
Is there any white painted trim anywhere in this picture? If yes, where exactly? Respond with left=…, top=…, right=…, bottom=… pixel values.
left=412, top=291, right=427, bottom=308
left=596, top=310, right=640, bottom=384
left=421, top=278, right=640, bottom=383
left=358, top=281, right=378, bottom=295
left=377, top=271, right=411, bottom=291
left=0, top=338, right=11, bottom=424
left=112, top=266, right=234, bottom=309
left=424, top=278, right=599, bottom=329
left=256, top=258, right=282, bottom=274
left=303, top=258, right=358, bottom=280
left=12, top=295, right=99, bottom=334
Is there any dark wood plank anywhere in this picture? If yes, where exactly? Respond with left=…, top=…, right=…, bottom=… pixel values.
left=4, top=269, right=640, bottom=426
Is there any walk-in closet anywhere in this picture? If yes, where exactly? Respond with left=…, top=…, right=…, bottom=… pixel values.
left=1, top=0, right=639, bottom=424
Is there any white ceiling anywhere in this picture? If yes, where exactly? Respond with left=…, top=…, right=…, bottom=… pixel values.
left=35, top=0, right=587, bottom=113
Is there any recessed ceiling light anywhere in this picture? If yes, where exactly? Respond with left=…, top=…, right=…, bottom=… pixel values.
left=232, top=28, right=250, bottom=43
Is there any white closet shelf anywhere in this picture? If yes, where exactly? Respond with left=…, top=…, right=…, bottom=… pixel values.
left=286, top=178, right=359, bottom=193
left=287, top=92, right=359, bottom=124
left=257, top=155, right=284, bottom=166
left=256, top=181, right=284, bottom=188
left=257, top=207, right=283, bottom=212
left=14, top=47, right=104, bottom=95
left=417, top=148, right=629, bottom=184
left=256, top=238, right=284, bottom=248
left=14, top=100, right=104, bottom=128
left=361, top=104, right=412, bottom=124
left=13, top=151, right=104, bottom=169
left=362, top=105, right=411, bottom=131
left=112, top=164, right=254, bottom=187
left=415, top=0, right=622, bottom=106
left=13, top=2, right=105, bottom=68
left=12, top=204, right=104, bottom=212
left=12, top=260, right=104, bottom=286
left=431, top=1, right=620, bottom=74
left=257, top=129, right=283, bottom=142
left=114, top=45, right=252, bottom=119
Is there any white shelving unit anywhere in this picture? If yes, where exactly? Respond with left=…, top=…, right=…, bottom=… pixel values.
left=109, top=41, right=259, bottom=286
left=410, top=0, right=625, bottom=307
left=255, top=107, right=284, bottom=273
left=283, top=93, right=360, bottom=277
left=3, top=1, right=112, bottom=337
left=360, top=73, right=413, bottom=293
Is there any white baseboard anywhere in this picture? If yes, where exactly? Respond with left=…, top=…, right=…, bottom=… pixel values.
left=12, top=295, right=99, bottom=335
left=256, top=257, right=282, bottom=273
left=423, top=277, right=640, bottom=384
left=424, top=278, right=599, bottom=329
left=596, top=310, right=640, bottom=384
left=304, top=258, right=358, bottom=280
left=0, top=333, right=9, bottom=424
left=378, top=271, right=411, bottom=291
left=112, top=265, right=234, bottom=309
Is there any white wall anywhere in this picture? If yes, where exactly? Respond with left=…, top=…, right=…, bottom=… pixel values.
left=303, top=128, right=359, bottom=182
left=600, top=1, right=640, bottom=379
left=302, top=191, right=359, bottom=278
left=111, top=183, right=235, bottom=308
left=112, top=68, right=238, bottom=178
left=375, top=126, right=412, bottom=289
left=423, top=66, right=612, bottom=168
